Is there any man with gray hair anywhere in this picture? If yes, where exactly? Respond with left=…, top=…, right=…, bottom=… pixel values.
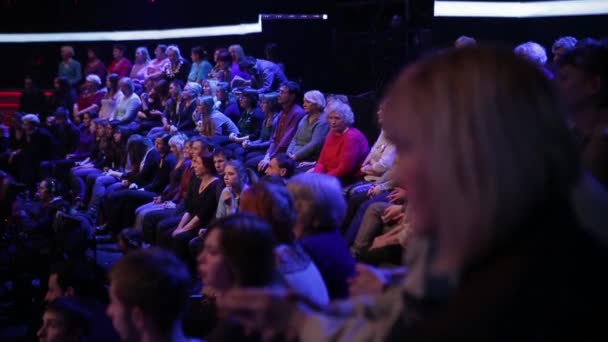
left=112, top=77, right=142, bottom=125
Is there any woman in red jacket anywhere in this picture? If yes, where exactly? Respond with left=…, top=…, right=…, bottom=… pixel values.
left=313, top=100, right=369, bottom=186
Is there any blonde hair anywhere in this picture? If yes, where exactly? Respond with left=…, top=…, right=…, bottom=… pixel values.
left=287, top=173, right=346, bottom=236
left=382, top=47, right=579, bottom=269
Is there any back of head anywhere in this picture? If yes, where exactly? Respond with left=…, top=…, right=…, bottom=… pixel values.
left=382, top=46, right=579, bottom=267
left=109, top=248, right=191, bottom=334
left=207, top=214, right=276, bottom=287
left=273, top=153, right=296, bottom=178
left=287, top=173, right=346, bottom=235
left=558, top=43, right=608, bottom=108
left=514, top=41, right=548, bottom=65
left=240, top=182, right=296, bottom=244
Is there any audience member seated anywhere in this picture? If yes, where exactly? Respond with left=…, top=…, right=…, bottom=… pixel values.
left=350, top=200, right=411, bottom=265
left=287, top=173, right=356, bottom=300
left=243, top=92, right=280, bottom=169
left=188, top=214, right=278, bottom=340
left=188, top=46, right=213, bottom=83
left=112, top=77, right=142, bottom=127
left=103, top=134, right=176, bottom=236
left=194, top=95, right=239, bottom=144
left=158, top=152, right=223, bottom=263
left=209, top=50, right=233, bottom=83
left=67, top=119, right=115, bottom=208
left=144, top=44, right=170, bottom=81
left=43, top=261, right=118, bottom=341
left=57, top=45, right=82, bottom=88
left=40, top=108, right=80, bottom=184
left=107, top=44, right=132, bottom=78
left=140, top=138, right=211, bottom=245
left=215, top=160, right=249, bottom=218
left=47, top=107, right=80, bottom=159
left=342, top=102, right=397, bottom=228
left=214, top=82, right=235, bottom=117
left=287, top=90, right=330, bottom=171
left=224, top=88, right=264, bottom=159
left=107, top=248, right=194, bottom=342
left=146, top=80, right=185, bottom=139
left=73, top=74, right=105, bottom=122
left=129, top=46, right=151, bottom=86
left=11, top=178, right=68, bottom=267
left=162, top=45, right=190, bottom=84
left=240, top=182, right=330, bottom=306
left=46, top=76, right=77, bottom=120
left=257, top=81, right=306, bottom=173
left=84, top=47, right=106, bottom=82
left=313, top=100, right=369, bottom=185
left=557, top=43, right=608, bottom=188
left=98, top=73, right=122, bottom=121
left=238, top=55, right=288, bottom=94
left=37, top=297, right=88, bottom=342
left=134, top=79, right=169, bottom=133
left=14, top=114, right=54, bottom=190
left=84, top=128, right=130, bottom=220
left=212, top=147, right=231, bottom=178
left=228, top=44, right=250, bottom=81
left=19, top=76, right=46, bottom=115
left=264, top=153, right=296, bottom=180
left=132, top=134, right=189, bottom=231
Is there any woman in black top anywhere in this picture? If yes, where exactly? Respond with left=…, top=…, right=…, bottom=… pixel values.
left=159, top=152, right=223, bottom=263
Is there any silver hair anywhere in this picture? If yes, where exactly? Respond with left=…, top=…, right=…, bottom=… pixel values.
left=119, top=77, right=134, bottom=93
left=85, top=74, right=102, bottom=86
left=325, top=100, right=355, bottom=126
left=514, top=41, right=548, bottom=65
left=168, top=134, right=187, bottom=150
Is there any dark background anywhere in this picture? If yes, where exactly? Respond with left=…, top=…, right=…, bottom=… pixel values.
left=0, top=0, right=607, bottom=138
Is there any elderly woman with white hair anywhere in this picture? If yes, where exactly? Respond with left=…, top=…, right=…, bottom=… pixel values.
left=287, top=90, right=330, bottom=170
left=287, top=173, right=356, bottom=300
left=73, top=74, right=105, bottom=122
left=312, top=101, right=369, bottom=185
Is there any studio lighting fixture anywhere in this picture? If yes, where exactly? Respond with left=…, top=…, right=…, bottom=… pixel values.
left=434, top=0, right=608, bottom=18
left=0, top=15, right=263, bottom=43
